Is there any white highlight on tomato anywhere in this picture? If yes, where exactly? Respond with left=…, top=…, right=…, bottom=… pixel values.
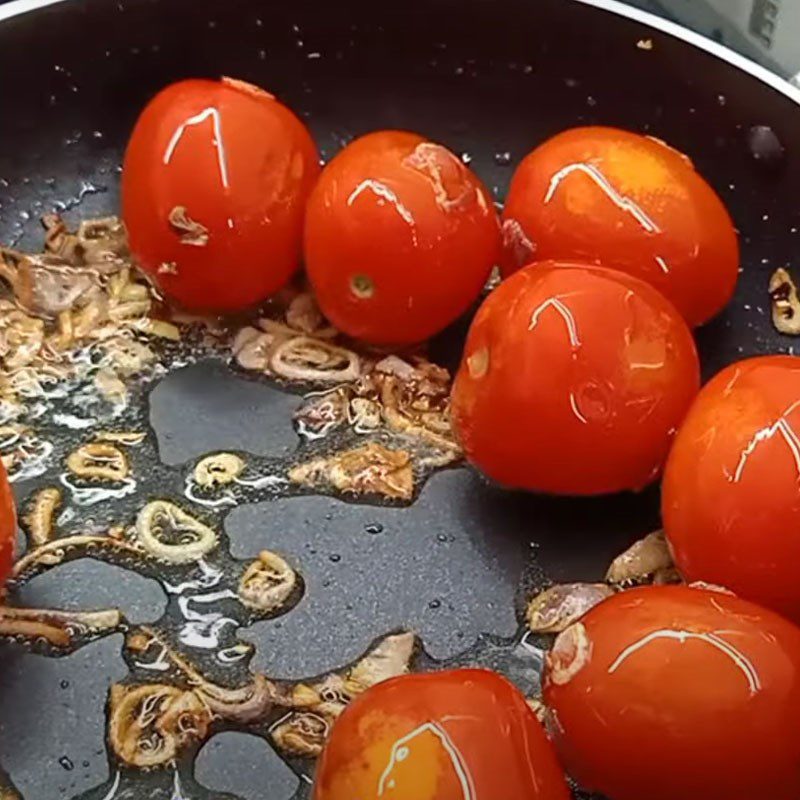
left=347, top=179, right=419, bottom=246
left=544, top=162, right=660, bottom=234
left=731, top=399, right=800, bottom=483
left=163, top=106, right=230, bottom=190
left=528, top=297, right=582, bottom=349
left=569, top=392, right=589, bottom=424
left=654, top=255, right=670, bottom=274
left=607, top=628, right=762, bottom=695
left=377, top=721, right=476, bottom=800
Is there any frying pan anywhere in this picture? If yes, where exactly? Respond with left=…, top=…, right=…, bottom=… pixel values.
left=0, top=0, right=799, bottom=797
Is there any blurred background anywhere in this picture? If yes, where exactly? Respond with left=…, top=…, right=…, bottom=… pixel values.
left=627, top=0, right=800, bottom=82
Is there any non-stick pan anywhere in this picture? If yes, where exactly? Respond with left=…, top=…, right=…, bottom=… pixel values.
left=0, top=0, right=798, bottom=797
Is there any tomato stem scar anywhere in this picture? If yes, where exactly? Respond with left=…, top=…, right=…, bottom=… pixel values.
left=350, top=274, right=374, bottom=299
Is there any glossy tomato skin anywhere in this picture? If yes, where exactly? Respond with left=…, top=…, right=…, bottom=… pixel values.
left=543, top=585, right=800, bottom=800
left=502, top=127, right=739, bottom=327
left=663, top=355, right=800, bottom=620
left=0, top=461, right=15, bottom=585
left=450, top=261, right=699, bottom=495
left=122, top=78, right=320, bottom=311
left=304, top=131, right=501, bottom=345
left=313, top=668, right=570, bottom=800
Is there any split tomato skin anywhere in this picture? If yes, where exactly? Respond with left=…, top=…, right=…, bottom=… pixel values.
left=543, top=585, right=800, bottom=800
left=450, top=261, right=700, bottom=495
left=0, top=461, right=15, bottom=585
left=304, top=130, right=501, bottom=345
left=663, top=355, right=800, bottom=621
left=122, top=77, right=320, bottom=311
left=501, top=127, right=739, bottom=327
left=313, top=668, right=570, bottom=800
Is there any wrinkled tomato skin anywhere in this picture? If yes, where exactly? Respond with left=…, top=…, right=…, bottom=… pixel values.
left=543, top=585, right=800, bottom=800
left=0, top=461, right=15, bottom=585
left=502, top=127, right=739, bottom=327
left=304, top=131, right=501, bottom=345
left=122, top=78, right=320, bottom=311
left=663, top=356, right=800, bottom=621
left=450, top=261, right=699, bottom=495
left=313, top=668, right=570, bottom=800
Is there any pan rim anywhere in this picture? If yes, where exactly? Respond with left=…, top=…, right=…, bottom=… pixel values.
left=0, top=0, right=799, bottom=108
left=0, top=0, right=67, bottom=23
left=572, top=0, right=800, bottom=105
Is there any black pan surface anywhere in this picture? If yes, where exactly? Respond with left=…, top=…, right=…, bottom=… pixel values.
left=0, top=0, right=799, bottom=798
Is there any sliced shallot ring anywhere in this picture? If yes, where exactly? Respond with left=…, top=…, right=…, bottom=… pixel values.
left=135, top=500, right=218, bottom=564
left=270, top=336, right=360, bottom=383
left=237, top=550, right=298, bottom=613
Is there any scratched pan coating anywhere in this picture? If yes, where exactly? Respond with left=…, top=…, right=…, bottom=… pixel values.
left=0, top=0, right=799, bottom=797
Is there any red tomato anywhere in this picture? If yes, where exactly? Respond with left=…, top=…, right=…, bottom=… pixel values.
left=450, top=261, right=699, bottom=495
left=304, top=131, right=501, bottom=345
left=543, top=585, right=800, bottom=800
left=502, top=127, right=739, bottom=327
left=0, top=461, right=15, bottom=585
left=313, top=668, right=570, bottom=800
left=663, top=355, right=800, bottom=620
left=122, top=77, right=320, bottom=311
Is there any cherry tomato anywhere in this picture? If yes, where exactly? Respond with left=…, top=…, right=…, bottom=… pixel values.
left=663, top=355, right=800, bottom=620
left=502, top=127, right=739, bottom=327
left=313, top=668, right=570, bottom=800
left=304, top=131, right=501, bottom=345
left=543, top=584, right=800, bottom=800
left=450, top=261, right=699, bottom=495
left=0, top=461, right=15, bottom=585
left=122, top=77, right=320, bottom=311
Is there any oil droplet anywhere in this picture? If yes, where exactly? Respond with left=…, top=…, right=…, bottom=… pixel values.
left=82, top=761, right=90, bottom=769
left=59, top=756, right=74, bottom=771
left=329, top=553, right=341, bottom=563
left=60, top=679, right=70, bottom=689
left=747, top=125, right=785, bottom=168
left=365, top=523, right=384, bottom=534
left=428, top=599, right=442, bottom=610
left=437, top=533, right=448, bottom=543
